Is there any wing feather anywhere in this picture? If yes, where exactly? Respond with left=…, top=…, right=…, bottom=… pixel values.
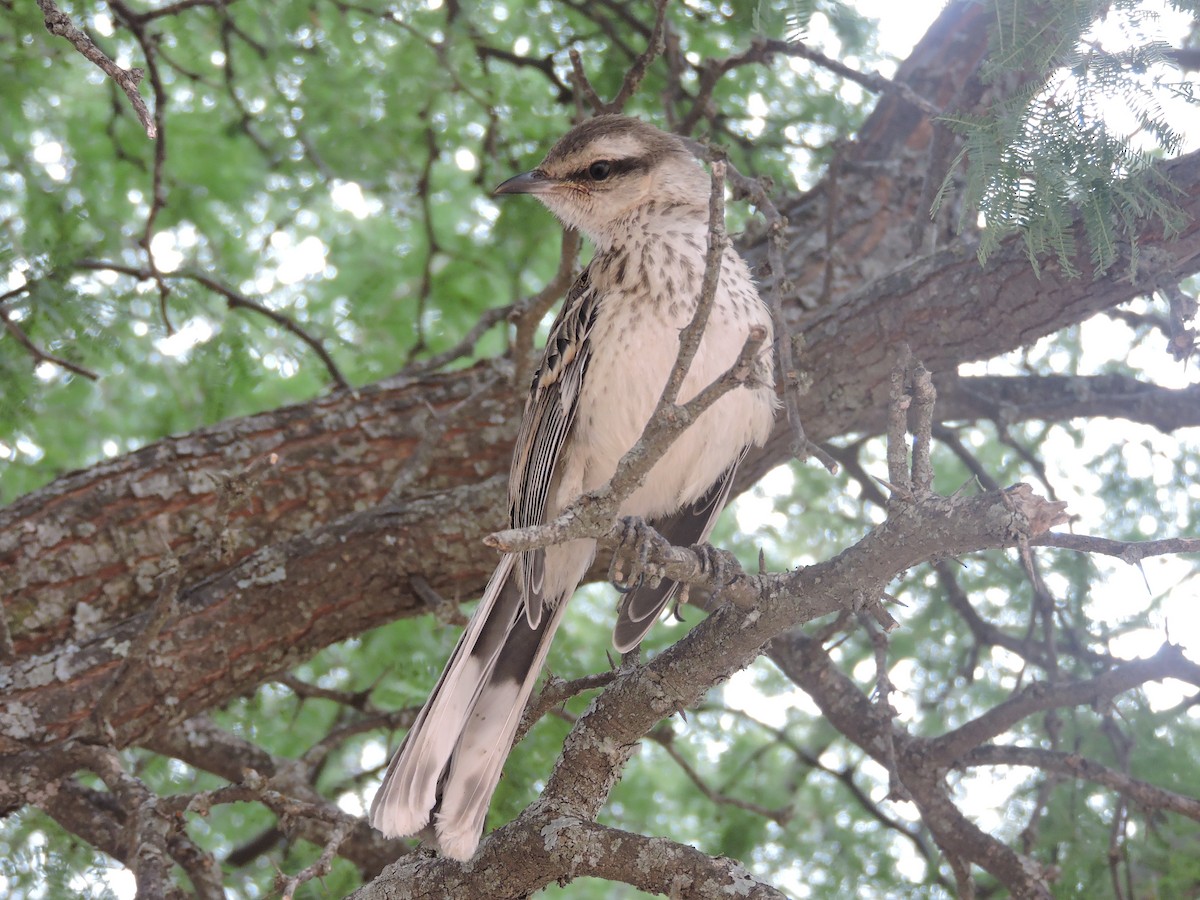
left=508, top=263, right=601, bottom=626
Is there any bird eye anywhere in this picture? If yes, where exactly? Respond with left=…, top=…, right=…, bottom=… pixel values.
left=588, top=161, right=612, bottom=181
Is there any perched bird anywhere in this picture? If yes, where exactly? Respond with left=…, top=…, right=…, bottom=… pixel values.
left=370, top=115, right=776, bottom=860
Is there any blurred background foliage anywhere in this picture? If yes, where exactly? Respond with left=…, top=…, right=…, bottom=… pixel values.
left=2, top=0, right=1200, bottom=897
left=0, top=0, right=874, bottom=501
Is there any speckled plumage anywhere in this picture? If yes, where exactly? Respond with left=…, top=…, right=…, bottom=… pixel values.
left=370, top=115, right=776, bottom=861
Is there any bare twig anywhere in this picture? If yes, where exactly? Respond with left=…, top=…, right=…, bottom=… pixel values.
left=517, top=670, right=619, bottom=743
left=277, top=819, right=354, bottom=900
left=1161, top=281, right=1197, bottom=363
left=648, top=725, right=793, bottom=824
left=37, top=0, right=158, bottom=138
left=858, top=611, right=909, bottom=801
left=404, top=305, right=511, bottom=375
left=0, top=300, right=99, bottom=380
left=408, top=575, right=469, bottom=627
left=404, top=110, right=442, bottom=363
left=1033, top=532, right=1200, bottom=563
left=568, top=49, right=605, bottom=114
left=77, top=260, right=350, bottom=389
left=606, top=0, right=671, bottom=112
left=908, top=362, right=937, bottom=493
left=85, top=539, right=182, bottom=742
left=679, top=37, right=937, bottom=136
left=929, top=642, right=1200, bottom=765
left=886, top=344, right=914, bottom=497
left=962, top=744, right=1200, bottom=822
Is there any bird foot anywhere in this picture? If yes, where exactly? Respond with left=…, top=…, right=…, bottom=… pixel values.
left=690, top=543, right=740, bottom=588
left=608, top=516, right=666, bottom=594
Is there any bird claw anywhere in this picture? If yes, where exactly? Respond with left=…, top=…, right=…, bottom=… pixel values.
left=611, top=572, right=644, bottom=594
left=608, top=516, right=664, bottom=595
left=691, top=543, right=739, bottom=587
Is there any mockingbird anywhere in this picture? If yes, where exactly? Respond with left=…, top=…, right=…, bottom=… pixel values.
left=370, top=115, right=777, bottom=860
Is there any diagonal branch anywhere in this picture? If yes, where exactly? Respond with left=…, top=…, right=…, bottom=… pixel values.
left=961, top=744, right=1200, bottom=822
left=36, top=0, right=157, bottom=139
left=929, top=643, right=1200, bottom=765
left=0, top=298, right=99, bottom=380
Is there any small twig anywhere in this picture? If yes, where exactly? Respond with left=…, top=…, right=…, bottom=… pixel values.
left=403, top=109, right=442, bottom=363
left=409, top=575, right=469, bottom=627
left=86, top=537, right=182, bottom=742
left=278, top=674, right=373, bottom=711
left=276, top=818, right=353, bottom=900
left=37, top=0, right=158, bottom=139
left=77, top=260, right=349, bottom=389
left=648, top=725, right=793, bottom=825
left=716, top=153, right=835, bottom=472
left=302, top=705, right=421, bottom=772
left=1034, top=532, right=1200, bottom=563
left=0, top=593, right=14, bottom=663
left=106, top=0, right=172, bottom=332
left=858, top=611, right=909, bottom=801
left=516, top=670, right=619, bottom=743
left=568, top=49, right=605, bottom=114
left=780, top=39, right=940, bottom=117
left=404, top=304, right=511, bottom=375
left=909, top=361, right=937, bottom=494
left=0, top=300, right=99, bottom=380
left=606, top=0, right=671, bottom=112
left=70, top=745, right=174, bottom=896
left=1161, top=282, right=1198, bottom=363
left=384, top=373, right=504, bottom=503
left=961, top=744, right=1200, bottom=823
left=932, top=425, right=1000, bottom=491
left=821, top=149, right=840, bottom=306
left=662, top=159, right=727, bottom=404
left=137, top=0, right=235, bottom=22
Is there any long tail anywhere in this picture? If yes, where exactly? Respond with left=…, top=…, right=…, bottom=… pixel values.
left=369, top=553, right=569, bottom=860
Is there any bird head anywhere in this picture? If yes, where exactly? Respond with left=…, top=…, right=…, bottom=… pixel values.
left=494, top=115, right=708, bottom=247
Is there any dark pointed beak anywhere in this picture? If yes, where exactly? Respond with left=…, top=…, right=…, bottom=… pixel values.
left=493, top=170, right=555, bottom=196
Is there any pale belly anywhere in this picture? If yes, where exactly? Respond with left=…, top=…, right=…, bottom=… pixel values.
left=554, top=280, right=776, bottom=523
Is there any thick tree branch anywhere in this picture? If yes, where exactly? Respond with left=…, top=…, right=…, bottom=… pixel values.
left=348, top=819, right=786, bottom=900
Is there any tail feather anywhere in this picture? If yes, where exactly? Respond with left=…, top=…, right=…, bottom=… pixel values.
left=435, top=599, right=570, bottom=858
left=369, top=551, right=573, bottom=861
left=369, top=554, right=521, bottom=841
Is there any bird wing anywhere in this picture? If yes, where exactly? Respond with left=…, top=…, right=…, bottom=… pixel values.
left=611, top=451, right=744, bottom=653
left=508, top=263, right=601, bottom=628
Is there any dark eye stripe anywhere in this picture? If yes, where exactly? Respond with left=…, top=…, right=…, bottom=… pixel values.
left=567, top=156, right=647, bottom=183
